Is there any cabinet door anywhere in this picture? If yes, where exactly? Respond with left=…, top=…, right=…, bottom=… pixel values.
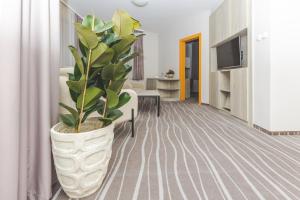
left=209, top=72, right=219, bottom=108
left=230, top=0, right=248, bottom=35
left=209, top=13, right=216, bottom=46
left=214, top=0, right=230, bottom=44
left=230, top=68, right=248, bottom=121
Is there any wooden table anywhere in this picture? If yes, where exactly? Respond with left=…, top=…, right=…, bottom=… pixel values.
left=135, top=89, right=160, bottom=117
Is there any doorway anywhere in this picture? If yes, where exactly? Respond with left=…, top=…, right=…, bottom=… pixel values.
left=179, top=33, right=202, bottom=104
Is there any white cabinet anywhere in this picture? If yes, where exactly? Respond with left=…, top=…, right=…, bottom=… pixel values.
left=209, top=0, right=248, bottom=46
left=213, top=0, right=230, bottom=45
left=209, top=12, right=216, bottom=46
left=209, top=72, right=220, bottom=108
left=230, top=68, right=248, bottom=121
left=230, top=0, right=248, bottom=35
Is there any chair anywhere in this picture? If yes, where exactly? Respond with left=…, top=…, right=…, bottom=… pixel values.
left=59, top=67, right=138, bottom=137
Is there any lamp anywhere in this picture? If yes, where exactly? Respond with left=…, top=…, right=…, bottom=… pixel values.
left=131, top=0, right=149, bottom=7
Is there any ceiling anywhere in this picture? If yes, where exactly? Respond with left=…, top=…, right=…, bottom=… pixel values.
left=67, top=0, right=222, bottom=32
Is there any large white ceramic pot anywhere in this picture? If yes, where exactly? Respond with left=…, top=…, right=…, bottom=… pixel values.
left=50, top=120, right=114, bottom=198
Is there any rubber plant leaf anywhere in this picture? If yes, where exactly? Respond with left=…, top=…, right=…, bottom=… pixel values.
left=76, top=87, right=104, bottom=110
left=66, top=80, right=85, bottom=93
left=59, top=103, right=79, bottom=120
left=69, top=46, right=84, bottom=75
left=92, top=48, right=114, bottom=67
left=60, top=114, right=76, bottom=127
left=114, top=92, right=131, bottom=109
left=82, top=15, right=105, bottom=31
left=95, top=21, right=114, bottom=33
left=111, top=35, right=137, bottom=61
left=101, top=64, right=126, bottom=80
left=75, top=23, right=98, bottom=49
left=91, top=43, right=108, bottom=64
left=108, top=79, right=126, bottom=94
left=112, top=10, right=134, bottom=37
left=107, top=109, right=123, bottom=121
left=106, top=89, right=119, bottom=109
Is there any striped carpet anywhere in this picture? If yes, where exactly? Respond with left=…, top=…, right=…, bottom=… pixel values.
left=53, top=100, right=300, bottom=200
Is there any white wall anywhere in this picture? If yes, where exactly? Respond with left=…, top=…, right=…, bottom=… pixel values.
left=252, top=0, right=271, bottom=130
left=158, top=11, right=211, bottom=103
left=269, top=1, right=300, bottom=131
left=128, top=30, right=160, bottom=80
left=252, top=0, right=300, bottom=131
left=143, top=30, right=160, bottom=79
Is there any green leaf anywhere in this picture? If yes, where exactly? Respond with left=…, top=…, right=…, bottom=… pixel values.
left=107, top=109, right=123, bottom=120
left=79, top=40, right=88, bottom=57
left=91, top=43, right=108, bottom=64
left=69, top=46, right=84, bottom=75
left=89, top=68, right=102, bottom=80
left=82, top=15, right=105, bottom=30
left=59, top=103, right=79, bottom=119
left=95, top=21, right=114, bottom=33
left=102, top=33, right=120, bottom=46
left=92, top=48, right=114, bottom=67
left=69, top=89, right=80, bottom=103
left=115, top=92, right=131, bottom=109
left=73, top=63, right=83, bottom=80
left=60, top=114, right=76, bottom=127
left=99, top=117, right=113, bottom=127
left=75, top=23, right=98, bottom=49
left=67, top=80, right=85, bottom=93
left=118, top=48, right=131, bottom=60
left=106, top=89, right=119, bottom=109
left=101, top=64, right=126, bottom=80
left=124, top=64, right=132, bottom=74
left=111, top=35, right=136, bottom=61
left=76, top=87, right=104, bottom=110
left=132, top=17, right=141, bottom=30
left=112, top=10, right=140, bottom=37
left=121, top=52, right=139, bottom=64
left=108, top=79, right=126, bottom=94
left=82, top=99, right=104, bottom=122
left=101, top=64, right=114, bottom=80
left=96, top=100, right=106, bottom=115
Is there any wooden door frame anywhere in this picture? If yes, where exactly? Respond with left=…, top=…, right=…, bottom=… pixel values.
left=179, top=33, right=202, bottom=104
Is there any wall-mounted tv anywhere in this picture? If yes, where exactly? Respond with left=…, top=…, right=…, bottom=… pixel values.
left=217, top=37, right=241, bottom=70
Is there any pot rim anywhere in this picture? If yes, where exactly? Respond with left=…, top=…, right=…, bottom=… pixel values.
left=51, top=120, right=115, bottom=136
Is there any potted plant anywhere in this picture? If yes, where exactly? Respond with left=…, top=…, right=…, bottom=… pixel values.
left=165, top=69, right=175, bottom=78
left=50, top=10, right=141, bottom=198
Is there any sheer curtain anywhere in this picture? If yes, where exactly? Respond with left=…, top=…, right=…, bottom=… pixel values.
left=133, top=36, right=145, bottom=80
left=0, top=0, right=60, bottom=199
left=60, top=2, right=82, bottom=67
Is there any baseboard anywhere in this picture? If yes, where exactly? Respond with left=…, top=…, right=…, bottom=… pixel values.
left=253, top=124, right=300, bottom=136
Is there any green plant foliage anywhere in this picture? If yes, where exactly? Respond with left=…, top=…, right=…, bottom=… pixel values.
left=112, top=10, right=141, bottom=37
left=59, top=10, right=140, bottom=132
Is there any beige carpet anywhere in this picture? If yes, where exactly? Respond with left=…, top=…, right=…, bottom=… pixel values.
left=53, top=100, right=300, bottom=200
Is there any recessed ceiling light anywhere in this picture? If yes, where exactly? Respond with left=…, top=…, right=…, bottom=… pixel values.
left=131, top=0, right=149, bottom=7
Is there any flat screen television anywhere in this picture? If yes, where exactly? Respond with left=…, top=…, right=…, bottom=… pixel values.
left=217, top=37, right=241, bottom=69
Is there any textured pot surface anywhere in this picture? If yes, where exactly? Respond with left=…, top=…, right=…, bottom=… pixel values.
left=50, top=122, right=114, bottom=198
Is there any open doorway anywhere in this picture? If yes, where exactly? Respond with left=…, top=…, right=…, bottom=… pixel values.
left=179, top=33, right=202, bottom=104
left=185, top=40, right=199, bottom=100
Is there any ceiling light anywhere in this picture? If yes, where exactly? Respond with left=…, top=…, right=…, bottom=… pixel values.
left=131, top=0, right=149, bottom=7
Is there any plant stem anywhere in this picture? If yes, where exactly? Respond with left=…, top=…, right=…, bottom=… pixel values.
left=76, top=15, right=96, bottom=133
left=102, top=80, right=111, bottom=118
left=77, top=49, right=92, bottom=132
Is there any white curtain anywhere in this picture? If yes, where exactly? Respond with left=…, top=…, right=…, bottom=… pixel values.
left=60, top=2, right=82, bottom=67
left=0, top=0, right=60, bottom=199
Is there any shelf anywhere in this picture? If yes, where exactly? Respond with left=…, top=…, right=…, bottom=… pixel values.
left=157, top=78, right=180, bottom=81
left=223, top=107, right=231, bottom=112
left=161, top=98, right=179, bottom=102
left=220, top=89, right=230, bottom=93
left=157, top=88, right=179, bottom=91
